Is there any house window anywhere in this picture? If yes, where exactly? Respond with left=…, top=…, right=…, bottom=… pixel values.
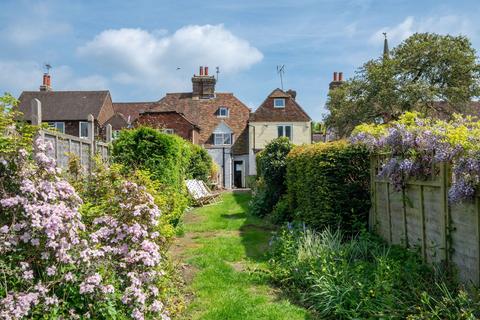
left=163, top=128, right=174, bottom=134
left=79, top=121, right=90, bottom=139
left=277, top=125, right=292, bottom=140
left=112, top=130, right=121, bottom=139
left=47, top=122, right=65, bottom=134
left=274, top=98, right=285, bottom=108
left=218, top=107, right=229, bottom=118
left=214, top=133, right=232, bottom=145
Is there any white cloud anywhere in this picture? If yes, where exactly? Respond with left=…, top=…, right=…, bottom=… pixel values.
left=370, top=15, right=474, bottom=45
left=77, top=25, right=263, bottom=92
left=0, top=60, right=108, bottom=96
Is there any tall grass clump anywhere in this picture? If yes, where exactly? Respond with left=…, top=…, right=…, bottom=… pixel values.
left=268, top=224, right=480, bottom=319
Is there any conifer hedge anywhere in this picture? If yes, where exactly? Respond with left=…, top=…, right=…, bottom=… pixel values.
left=286, top=140, right=370, bottom=233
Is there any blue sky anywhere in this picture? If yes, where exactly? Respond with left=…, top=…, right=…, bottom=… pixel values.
left=1, top=0, right=480, bottom=121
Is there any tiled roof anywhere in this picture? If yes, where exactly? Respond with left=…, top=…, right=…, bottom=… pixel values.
left=249, top=88, right=311, bottom=122
left=144, top=92, right=251, bottom=154
left=18, top=90, right=114, bottom=125
left=112, top=102, right=155, bottom=123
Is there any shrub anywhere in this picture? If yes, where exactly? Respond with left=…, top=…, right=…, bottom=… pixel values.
left=0, top=93, right=36, bottom=155
left=1, top=138, right=173, bottom=319
left=187, top=143, right=213, bottom=182
left=69, top=157, right=188, bottom=242
left=0, top=104, right=175, bottom=319
left=251, top=137, right=293, bottom=217
left=286, top=140, right=370, bottom=233
left=268, top=224, right=480, bottom=319
left=112, top=126, right=192, bottom=189
left=270, top=195, right=291, bottom=224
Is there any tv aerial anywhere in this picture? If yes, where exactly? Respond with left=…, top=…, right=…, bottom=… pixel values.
left=276, top=65, right=285, bottom=90
left=44, top=63, right=52, bottom=74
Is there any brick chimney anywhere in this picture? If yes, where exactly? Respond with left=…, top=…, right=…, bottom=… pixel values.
left=192, top=66, right=216, bottom=99
left=286, top=89, right=297, bottom=100
left=39, top=72, right=52, bottom=91
left=329, top=71, right=344, bottom=90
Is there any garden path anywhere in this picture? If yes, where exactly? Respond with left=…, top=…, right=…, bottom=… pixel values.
left=170, top=191, right=313, bottom=320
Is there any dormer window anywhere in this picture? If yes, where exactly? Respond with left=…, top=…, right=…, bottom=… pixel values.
left=218, top=107, right=229, bottom=118
left=274, top=98, right=285, bottom=108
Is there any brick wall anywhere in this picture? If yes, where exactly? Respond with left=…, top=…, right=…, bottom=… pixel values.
left=136, top=112, right=197, bottom=142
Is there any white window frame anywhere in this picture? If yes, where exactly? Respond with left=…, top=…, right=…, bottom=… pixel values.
left=47, top=121, right=65, bottom=134
left=277, top=124, right=293, bottom=140
left=163, top=128, right=174, bottom=134
left=274, top=98, right=285, bottom=108
left=214, top=133, right=232, bottom=145
left=79, top=121, right=90, bottom=139
left=218, top=107, right=229, bottom=118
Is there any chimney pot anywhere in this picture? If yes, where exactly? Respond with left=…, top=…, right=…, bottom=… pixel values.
left=333, top=72, right=338, bottom=82
left=199, top=66, right=204, bottom=76
left=40, top=73, right=52, bottom=91
left=205, top=66, right=209, bottom=75
left=339, top=72, right=343, bottom=81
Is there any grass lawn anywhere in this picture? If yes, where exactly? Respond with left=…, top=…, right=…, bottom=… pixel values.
left=170, top=191, right=313, bottom=320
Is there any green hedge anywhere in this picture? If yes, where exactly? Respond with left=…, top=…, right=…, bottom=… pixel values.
left=112, top=126, right=213, bottom=190
left=286, top=140, right=370, bottom=233
left=187, top=144, right=214, bottom=182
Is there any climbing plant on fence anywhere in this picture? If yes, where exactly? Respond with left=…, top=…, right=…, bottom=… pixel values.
left=351, top=111, right=480, bottom=285
left=286, top=141, right=370, bottom=233
left=351, top=112, right=480, bottom=203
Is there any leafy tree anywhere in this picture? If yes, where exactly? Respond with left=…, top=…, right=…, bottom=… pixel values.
left=326, top=33, right=480, bottom=136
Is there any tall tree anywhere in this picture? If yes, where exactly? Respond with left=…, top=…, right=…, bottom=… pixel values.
left=325, top=33, right=480, bottom=137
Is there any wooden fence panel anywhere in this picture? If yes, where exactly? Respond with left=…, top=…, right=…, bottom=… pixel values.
left=371, top=156, right=480, bottom=285
left=39, top=129, right=110, bottom=172
left=450, top=202, right=479, bottom=284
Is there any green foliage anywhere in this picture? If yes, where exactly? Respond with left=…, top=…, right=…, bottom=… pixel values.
left=68, top=156, right=188, bottom=242
left=0, top=93, right=37, bottom=155
left=112, top=126, right=192, bottom=189
left=325, top=33, right=480, bottom=136
left=187, top=143, right=214, bottom=182
left=270, top=195, right=290, bottom=224
left=66, top=157, right=186, bottom=316
left=286, top=140, right=370, bottom=233
left=268, top=224, right=480, bottom=319
left=251, top=137, right=293, bottom=217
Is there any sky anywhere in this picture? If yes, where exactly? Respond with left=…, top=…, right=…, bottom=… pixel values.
left=1, top=0, right=480, bottom=121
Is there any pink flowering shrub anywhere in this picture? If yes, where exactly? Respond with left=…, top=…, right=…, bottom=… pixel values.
left=0, top=104, right=175, bottom=319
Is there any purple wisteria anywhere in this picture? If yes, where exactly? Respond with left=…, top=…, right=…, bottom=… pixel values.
left=350, top=112, right=480, bottom=203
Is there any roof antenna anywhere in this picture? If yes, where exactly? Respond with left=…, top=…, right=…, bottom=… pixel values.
left=44, top=63, right=52, bottom=74
left=276, top=65, right=285, bottom=90
left=216, top=66, right=220, bottom=81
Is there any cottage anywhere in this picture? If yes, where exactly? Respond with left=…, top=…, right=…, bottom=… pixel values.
left=136, top=66, right=251, bottom=189
left=248, top=88, right=312, bottom=175
left=18, top=73, right=114, bottom=140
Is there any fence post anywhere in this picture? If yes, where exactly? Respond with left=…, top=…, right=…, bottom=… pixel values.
left=105, top=124, right=112, bottom=143
left=31, top=98, right=45, bottom=141
left=88, top=114, right=95, bottom=168
left=31, top=98, right=42, bottom=126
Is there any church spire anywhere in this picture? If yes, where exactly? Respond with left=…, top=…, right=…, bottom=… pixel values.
left=383, top=32, right=389, bottom=59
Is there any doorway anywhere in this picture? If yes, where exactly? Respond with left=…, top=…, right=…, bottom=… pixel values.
left=233, top=160, right=244, bottom=188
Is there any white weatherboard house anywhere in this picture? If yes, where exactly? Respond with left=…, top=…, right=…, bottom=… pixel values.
left=248, top=88, right=312, bottom=176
